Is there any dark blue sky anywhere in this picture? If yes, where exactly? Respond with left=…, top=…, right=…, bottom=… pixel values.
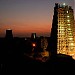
left=0, top=0, right=74, bottom=37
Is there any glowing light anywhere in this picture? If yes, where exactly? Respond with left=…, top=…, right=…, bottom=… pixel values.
left=69, top=38, right=73, bottom=40
left=69, top=33, right=72, bottom=36
left=68, top=28, right=71, bottom=30
left=63, top=3, right=66, bottom=6
left=67, top=16, right=69, bottom=17
left=41, top=51, right=49, bottom=57
left=67, top=20, right=70, bottom=22
left=70, top=43, right=74, bottom=46
left=32, top=43, right=36, bottom=47
left=67, top=11, right=68, bottom=13
left=34, top=35, right=35, bottom=39
left=7, top=29, right=11, bottom=30
left=62, top=52, right=66, bottom=54
left=62, top=22, right=63, bottom=23
left=67, top=24, right=70, bottom=26
left=60, top=26, right=62, bottom=28
left=61, top=29, right=64, bottom=30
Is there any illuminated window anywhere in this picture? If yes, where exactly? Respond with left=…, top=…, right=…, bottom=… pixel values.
left=61, top=29, right=64, bottom=30
left=67, top=24, right=70, bottom=26
left=69, top=38, right=73, bottom=40
left=67, top=11, right=68, bottom=13
left=70, top=43, right=74, bottom=46
left=68, top=28, right=71, bottom=30
left=67, top=16, right=69, bottom=17
left=69, top=33, right=72, bottom=36
left=67, top=20, right=70, bottom=22
left=62, top=22, right=63, bottom=23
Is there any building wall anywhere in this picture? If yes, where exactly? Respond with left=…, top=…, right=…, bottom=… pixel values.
left=57, top=3, right=75, bottom=59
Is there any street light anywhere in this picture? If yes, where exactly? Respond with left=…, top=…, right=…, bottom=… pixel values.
left=32, top=43, right=36, bottom=47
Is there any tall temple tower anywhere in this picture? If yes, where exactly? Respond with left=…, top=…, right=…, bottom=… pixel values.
left=50, top=3, right=58, bottom=58
left=5, top=29, right=13, bottom=39
left=51, top=3, right=75, bottom=59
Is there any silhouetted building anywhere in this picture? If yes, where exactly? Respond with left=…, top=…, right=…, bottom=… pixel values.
left=5, top=29, right=13, bottom=39
left=31, top=33, right=36, bottom=41
left=50, top=3, right=58, bottom=58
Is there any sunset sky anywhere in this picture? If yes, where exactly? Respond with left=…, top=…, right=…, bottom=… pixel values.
left=0, top=0, right=74, bottom=37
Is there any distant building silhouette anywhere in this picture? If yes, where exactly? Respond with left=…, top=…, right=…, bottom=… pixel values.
left=50, top=3, right=75, bottom=59
left=5, top=29, right=13, bottom=39
left=31, top=33, right=36, bottom=39
left=31, top=33, right=37, bottom=42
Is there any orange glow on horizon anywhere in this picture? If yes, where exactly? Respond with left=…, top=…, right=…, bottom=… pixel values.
left=0, top=23, right=51, bottom=37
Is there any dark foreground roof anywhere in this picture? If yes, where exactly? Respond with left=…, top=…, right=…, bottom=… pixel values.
left=0, top=54, right=75, bottom=74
